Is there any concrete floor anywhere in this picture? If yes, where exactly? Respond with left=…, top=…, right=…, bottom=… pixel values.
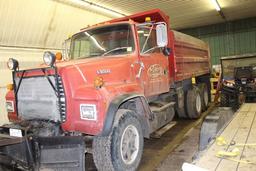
left=156, top=126, right=200, bottom=171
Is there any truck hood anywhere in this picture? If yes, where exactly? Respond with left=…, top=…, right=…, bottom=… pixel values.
left=57, top=55, right=136, bottom=88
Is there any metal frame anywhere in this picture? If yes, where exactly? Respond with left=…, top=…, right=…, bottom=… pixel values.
left=0, top=124, right=85, bottom=170
left=12, top=66, right=66, bottom=122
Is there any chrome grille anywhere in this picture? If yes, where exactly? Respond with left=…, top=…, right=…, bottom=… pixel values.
left=15, top=75, right=66, bottom=122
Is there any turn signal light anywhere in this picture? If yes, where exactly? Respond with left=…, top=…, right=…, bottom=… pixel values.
left=145, top=17, right=151, bottom=22
left=55, top=52, right=63, bottom=61
left=7, top=84, right=14, bottom=91
left=94, top=76, right=104, bottom=89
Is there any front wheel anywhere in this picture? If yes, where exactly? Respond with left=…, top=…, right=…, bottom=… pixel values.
left=93, top=109, right=144, bottom=171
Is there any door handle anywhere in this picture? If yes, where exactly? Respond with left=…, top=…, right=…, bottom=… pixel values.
left=136, top=61, right=145, bottom=78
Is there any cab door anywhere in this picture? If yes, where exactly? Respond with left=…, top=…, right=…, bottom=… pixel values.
left=137, top=25, right=170, bottom=97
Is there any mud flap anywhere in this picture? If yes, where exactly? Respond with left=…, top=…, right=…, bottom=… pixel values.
left=199, top=107, right=234, bottom=151
left=37, top=136, right=85, bottom=171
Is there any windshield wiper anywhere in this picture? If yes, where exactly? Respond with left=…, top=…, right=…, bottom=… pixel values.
left=142, top=46, right=160, bottom=54
left=102, top=47, right=129, bottom=56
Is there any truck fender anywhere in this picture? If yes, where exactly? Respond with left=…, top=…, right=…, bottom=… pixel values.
left=100, top=94, right=151, bottom=138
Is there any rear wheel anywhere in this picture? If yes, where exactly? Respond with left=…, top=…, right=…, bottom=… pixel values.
left=198, top=83, right=209, bottom=111
left=93, top=110, right=143, bottom=171
left=186, top=86, right=202, bottom=119
left=176, top=90, right=187, bottom=118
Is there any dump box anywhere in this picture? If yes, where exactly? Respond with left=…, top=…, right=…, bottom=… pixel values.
left=171, top=30, right=210, bottom=82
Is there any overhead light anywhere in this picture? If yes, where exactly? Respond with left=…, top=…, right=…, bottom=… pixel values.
left=69, top=0, right=126, bottom=18
left=210, top=0, right=221, bottom=11
left=89, top=3, right=125, bottom=18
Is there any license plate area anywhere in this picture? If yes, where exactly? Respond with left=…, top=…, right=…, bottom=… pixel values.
left=9, top=128, right=23, bottom=137
left=0, top=127, right=24, bottom=147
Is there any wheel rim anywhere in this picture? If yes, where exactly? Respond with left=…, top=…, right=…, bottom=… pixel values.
left=196, top=93, right=201, bottom=113
left=120, top=124, right=139, bottom=165
left=204, top=89, right=209, bottom=106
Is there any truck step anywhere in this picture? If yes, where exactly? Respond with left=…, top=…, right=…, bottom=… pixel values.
left=150, top=101, right=175, bottom=113
left=149, top=101, right=175, bottom=133
left=151, top=121, right=177, bottom=138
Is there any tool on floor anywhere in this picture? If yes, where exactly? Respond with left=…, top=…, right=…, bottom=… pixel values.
left=216, top=136, right=256, bottom=147
left=216, top=147, right=240, bottom=157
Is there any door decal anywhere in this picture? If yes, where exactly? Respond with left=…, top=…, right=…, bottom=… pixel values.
left=147, top=64, right=164, bottom=80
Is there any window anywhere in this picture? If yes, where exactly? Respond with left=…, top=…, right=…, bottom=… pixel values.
left=137, top=26, right=160, bottom=54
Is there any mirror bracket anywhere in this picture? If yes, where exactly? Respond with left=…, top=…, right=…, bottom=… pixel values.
left=162, top=47, right=171, bottom=56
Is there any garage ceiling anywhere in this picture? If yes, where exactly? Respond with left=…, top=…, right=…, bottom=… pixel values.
left=1, top=0, right=256, bottom=49
left=82, top=0, right=256, bottom=29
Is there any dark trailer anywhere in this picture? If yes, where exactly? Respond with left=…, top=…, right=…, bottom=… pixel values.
left=220, top=53, right=256, bottom=108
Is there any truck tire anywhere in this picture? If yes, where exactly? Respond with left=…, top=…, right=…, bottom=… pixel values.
left=176, top=91, right=187, bottom=118
left=186, top=86, right=202, bottom=119
left=233, top=97, right=239, bottom=111
left=198, top=83, right=209, bottom=111
left=92, top=109, right=144, bottom=171
left=220, top=93, right=229, bottom=107
left=176, top=106, right=187, bottom=118
left=175, top=88, right=188, bottom=118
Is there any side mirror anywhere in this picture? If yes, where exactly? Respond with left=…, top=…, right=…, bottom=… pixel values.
left=162, top=47, right=171, bottom=56
left=156, top=24, right=168, bottom=47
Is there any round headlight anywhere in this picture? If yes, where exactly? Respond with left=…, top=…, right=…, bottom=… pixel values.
left=7, top=58, right=19, bottom=71
left=43, top=51, right=56, bottom=66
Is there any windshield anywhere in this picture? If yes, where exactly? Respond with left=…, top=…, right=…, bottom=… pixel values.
left=70, top=24, right=135, bottom=59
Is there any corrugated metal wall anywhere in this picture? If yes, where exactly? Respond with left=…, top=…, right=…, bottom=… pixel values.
left=180, top=17, right=256, bottom=65
left=0, top=0, right=112, bottom=124
left=0, top=0, right=111, bottom=49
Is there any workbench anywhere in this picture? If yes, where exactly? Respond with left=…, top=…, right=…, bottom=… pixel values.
left=196, top=103, right=256, bottom=171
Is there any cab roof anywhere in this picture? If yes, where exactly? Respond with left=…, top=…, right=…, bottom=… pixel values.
left=106, top=8, right=169, bottom=24
left=80, top=9, right=170, bottom=31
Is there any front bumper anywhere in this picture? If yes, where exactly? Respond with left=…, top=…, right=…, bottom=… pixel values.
left=0, top=126, right=85, bottom=171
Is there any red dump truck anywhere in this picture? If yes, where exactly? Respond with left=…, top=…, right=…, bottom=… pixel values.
left=0, top=9, right=210, bottom=170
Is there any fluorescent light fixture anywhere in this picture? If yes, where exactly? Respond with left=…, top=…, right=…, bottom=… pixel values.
left=89, top=3, right=124, bottom=18
left=69, top=0, right=125, bottom=17
left=210, top=0, right=221, bottom=11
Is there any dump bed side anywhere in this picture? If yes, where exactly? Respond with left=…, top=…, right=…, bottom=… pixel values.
left=170, top=30, right=210, bottom=82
